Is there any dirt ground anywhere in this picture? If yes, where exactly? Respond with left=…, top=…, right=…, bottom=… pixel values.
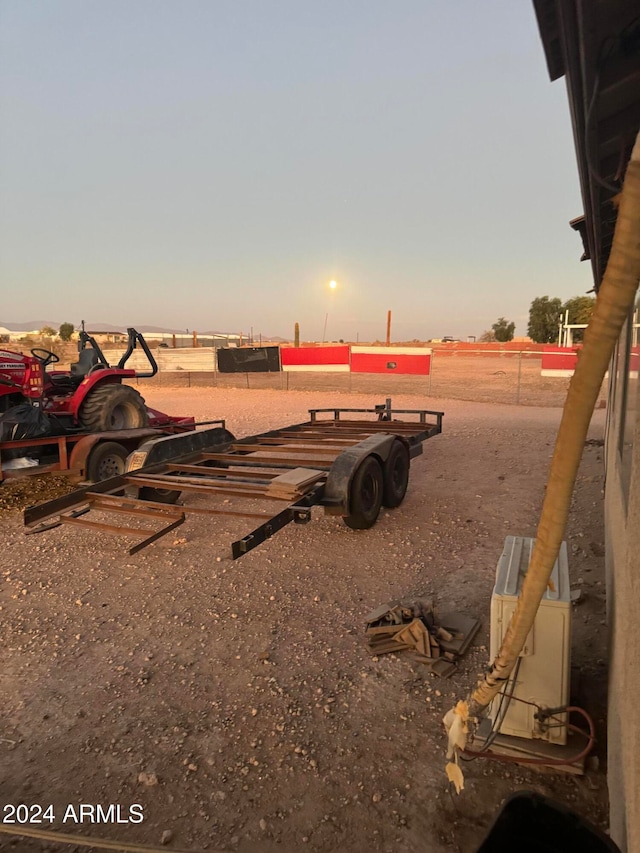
left=1, top=386, right=609, bottom=853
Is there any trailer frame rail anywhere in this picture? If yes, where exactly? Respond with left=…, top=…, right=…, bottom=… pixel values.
left=23, top=400, right=444, bottom=559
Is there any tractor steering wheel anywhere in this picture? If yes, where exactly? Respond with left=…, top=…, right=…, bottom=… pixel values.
left=31, top=348, right=60, bottom=368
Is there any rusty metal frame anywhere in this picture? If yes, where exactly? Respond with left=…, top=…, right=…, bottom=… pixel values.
left=0, top=420, right=226, bottom=482
left=23, top=402, right=444, bottom=558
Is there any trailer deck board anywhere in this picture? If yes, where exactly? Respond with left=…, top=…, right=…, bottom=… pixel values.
left=255, top=436, right=358, bottom=446
left=199, top=453, right=333, bottom=471
left=127, top=475, right=294, bottom=501
left=23, top=402, right=444, bottom=559
left=199, top=452, right=337, bottom=468
left=86, top=498, right=182, bottom=520
left=165, top=464, right=278, bottom=481
left=87, top=492, right=271, bottom=520
left=136, top=472, right=271, bottom=492
left=229, top=442, right=349, bottom=453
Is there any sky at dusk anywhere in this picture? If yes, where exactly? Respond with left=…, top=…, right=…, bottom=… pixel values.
left=0, top=1, right=594, bottom=341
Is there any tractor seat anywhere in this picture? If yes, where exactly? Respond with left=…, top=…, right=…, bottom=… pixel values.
left=47, top=374, right=78, bottom=391
left=70, top=349, right=101, bottom=380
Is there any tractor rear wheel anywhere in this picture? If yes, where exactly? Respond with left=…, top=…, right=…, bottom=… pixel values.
left=79, top=385, right=148, bottom=432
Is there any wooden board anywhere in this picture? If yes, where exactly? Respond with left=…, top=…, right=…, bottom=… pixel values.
left=436, top=612, right=481, bottom=656
left=266, top=467, right=326, bottom=499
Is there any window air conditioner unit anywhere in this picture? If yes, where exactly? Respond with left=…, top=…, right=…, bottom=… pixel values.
left=489, top=536, right=571, bottom=745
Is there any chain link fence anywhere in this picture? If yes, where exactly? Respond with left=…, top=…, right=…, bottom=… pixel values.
left=122, top=349, right=608, bottom=408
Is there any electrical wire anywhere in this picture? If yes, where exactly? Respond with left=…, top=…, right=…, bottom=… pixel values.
left=460, top=658, right=522, bottom=763
left=462, top=704, right=596, bottom=767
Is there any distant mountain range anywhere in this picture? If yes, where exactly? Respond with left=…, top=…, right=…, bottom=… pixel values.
left=0, top=320, right=288, bottom=341
left=1, top=320, right=65, bottom=332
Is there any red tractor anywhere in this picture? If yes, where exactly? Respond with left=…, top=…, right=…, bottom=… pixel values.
left=0, top=327, right=195, bottom=482
left=0, top=326, right=164, bottom=429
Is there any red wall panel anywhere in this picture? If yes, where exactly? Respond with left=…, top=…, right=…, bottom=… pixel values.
left=350, top=347, right=431, bottom=375
left=541, top=346, right=580, bottom=376
left=280, top=345, right=350, bottom=371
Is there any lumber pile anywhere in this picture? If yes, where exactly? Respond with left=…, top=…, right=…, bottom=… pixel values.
left=364, top=600, right=480, bottom=678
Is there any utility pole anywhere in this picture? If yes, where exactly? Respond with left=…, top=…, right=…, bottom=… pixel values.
left=386, top=310, right=392, bottom=346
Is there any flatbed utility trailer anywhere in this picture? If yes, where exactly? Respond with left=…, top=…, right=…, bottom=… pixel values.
left=23, top=400, right=443, bottom=559
left=0, top=418, right=215, bottom=484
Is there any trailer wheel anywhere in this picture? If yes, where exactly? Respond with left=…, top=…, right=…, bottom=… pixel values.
left=79, top=385, right=148, bottom=431
left=382, top=440, right=410, bottom=508
left=343, top=455, right=384, bottom=530
left=86, top=441, right=128, bottom=482
left=138, top=487, right=182, bottom=505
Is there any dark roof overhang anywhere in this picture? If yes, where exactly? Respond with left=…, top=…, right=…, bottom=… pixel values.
left=533, top=1, right=640, bottom=290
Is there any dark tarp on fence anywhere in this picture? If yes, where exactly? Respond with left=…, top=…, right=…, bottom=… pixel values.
left=217, top=346, right=281, bottom=373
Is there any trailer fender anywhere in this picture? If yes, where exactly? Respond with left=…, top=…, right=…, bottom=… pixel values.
left=322, top=434, right=398, bottom=516
left=69, top=429, right=160, bottom=478
left=125, top=426, right=237, bottom=473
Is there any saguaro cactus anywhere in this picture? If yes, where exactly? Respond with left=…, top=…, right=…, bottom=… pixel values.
left=294, top=322, right=300, bottom=347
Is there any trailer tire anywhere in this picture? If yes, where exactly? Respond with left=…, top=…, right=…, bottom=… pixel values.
left=382, top=440, right=410, bottom=508
left=79, top=385, right=148, bottom=432
left=138, top=487, right=182, bottom=505
left=343, top=455, right=384, bottom=530
left=86, top=441, right=128, bottom=482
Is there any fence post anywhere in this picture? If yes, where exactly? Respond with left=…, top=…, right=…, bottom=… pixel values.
left=516, top=351, right=522, bottom=405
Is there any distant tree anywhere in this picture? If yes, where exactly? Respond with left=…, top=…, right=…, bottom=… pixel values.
left=492, top=317, right=516, bottom=342
left=479, top=330, right=497, bottom=343
left=59, top=322, right=75, bottom=341
left=527, top=296, right=563, bottom=343
left=562, top=295, right=596, bottom=342
left=39, top=326, right=56, bottom=338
